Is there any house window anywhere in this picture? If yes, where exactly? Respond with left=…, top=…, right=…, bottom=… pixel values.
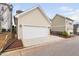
left=1, top=6, right=4, bottom=12
left=69, top=22, right=72, bottom=25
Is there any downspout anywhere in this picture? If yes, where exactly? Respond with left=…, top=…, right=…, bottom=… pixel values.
left=9, top=4, right=13, bottom=32
left=64, top=18, right=67, bottom=32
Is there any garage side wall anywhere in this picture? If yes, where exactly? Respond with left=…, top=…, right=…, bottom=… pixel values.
left=51, top=15, right=65, bottom=32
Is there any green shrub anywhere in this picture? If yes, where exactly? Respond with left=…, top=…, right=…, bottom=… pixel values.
left=2, top=29, right=6, bottom=32
left=12, top=26, right=16, bottom=33
left=61, top=31, right=68, bottom=37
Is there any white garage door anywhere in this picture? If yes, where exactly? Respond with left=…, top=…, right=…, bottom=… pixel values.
left=22, top=26, right=49, bottom=39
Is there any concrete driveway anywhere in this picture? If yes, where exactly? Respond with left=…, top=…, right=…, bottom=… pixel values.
left=2, top=35, right=79, bottom=56
left=22, top=35, right=64, bottom=47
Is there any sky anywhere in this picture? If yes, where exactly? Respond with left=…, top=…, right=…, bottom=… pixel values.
left=12, top=3, right=79, bottom=24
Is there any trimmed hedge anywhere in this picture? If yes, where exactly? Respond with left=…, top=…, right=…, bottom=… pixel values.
left=61, top=31, right=69, bottom=37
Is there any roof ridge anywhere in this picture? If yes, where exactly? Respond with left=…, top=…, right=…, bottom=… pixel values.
left=56, top=14, right=74, bottom=21
left=15, top=5, right=40, bottom=17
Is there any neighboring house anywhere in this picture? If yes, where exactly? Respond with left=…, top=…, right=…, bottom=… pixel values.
left=51, top=14, right=74, bottom=36
left=15, top=6, right=50, bottom=47
left=0, top=3, right=13, bottom=32
left=74, top=24, right=79, bottom=35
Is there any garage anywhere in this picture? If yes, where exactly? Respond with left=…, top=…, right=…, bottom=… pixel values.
left=15, top=6, right=51, bottom=47
left=22, top=25, right=50, bottom=39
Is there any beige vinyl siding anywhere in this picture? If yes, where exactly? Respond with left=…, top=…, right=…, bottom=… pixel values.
left=65, top=19, right=73, bottom=35
left=18, top=8, right=50, bottom=27
left=51, top=15, right=65, bottom=32
left=17, top=8, right=50, bottom=39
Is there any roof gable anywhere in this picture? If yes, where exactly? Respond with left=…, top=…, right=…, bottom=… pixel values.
left=56, top=14, right=74, bottom=22
left=15, top=6, right=51, bottom=27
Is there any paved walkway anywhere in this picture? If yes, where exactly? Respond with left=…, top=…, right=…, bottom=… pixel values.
left=22, top=35, right=65, bottom=47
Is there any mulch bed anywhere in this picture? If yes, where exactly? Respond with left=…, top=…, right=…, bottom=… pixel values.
left=50, top=33, right=73, bottom=38
left=4, top=39, right=23, bottom=52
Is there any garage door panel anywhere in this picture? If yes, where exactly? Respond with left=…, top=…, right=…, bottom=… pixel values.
left=22, top=26, right=49, bottom=39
